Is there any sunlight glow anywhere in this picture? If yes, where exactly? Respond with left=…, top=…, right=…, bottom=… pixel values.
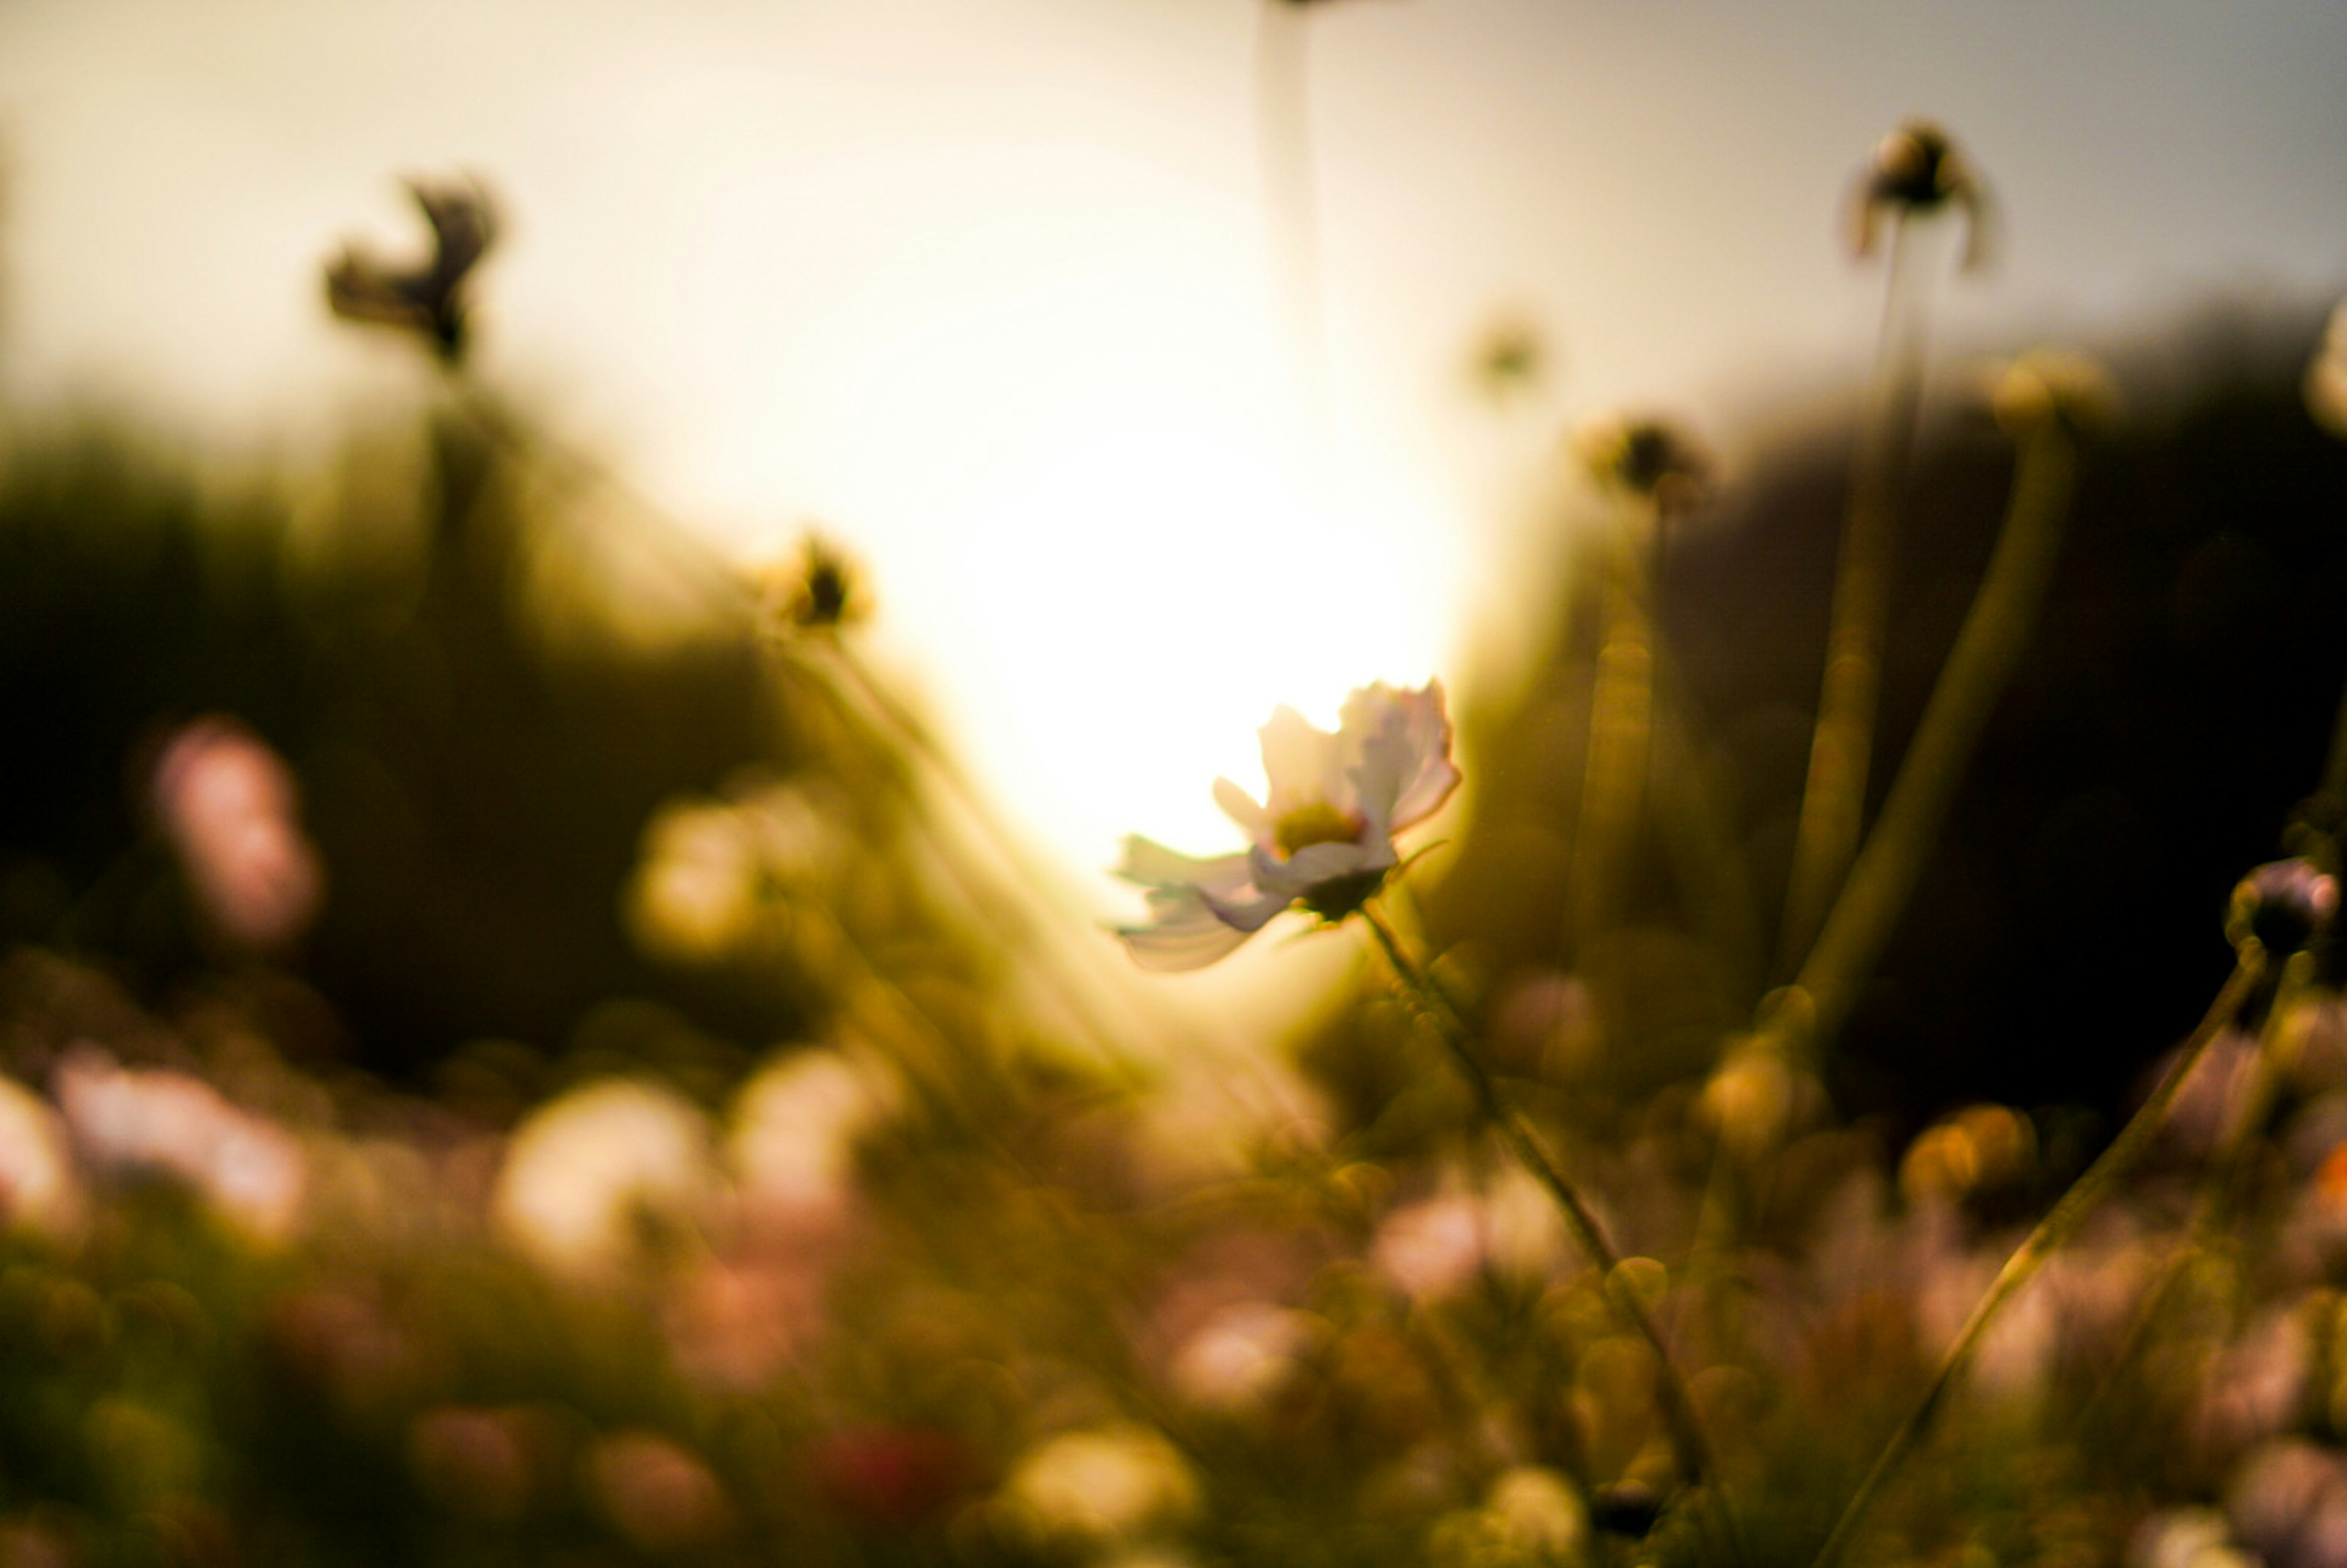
left=672, top=178, right=1456, bottom=909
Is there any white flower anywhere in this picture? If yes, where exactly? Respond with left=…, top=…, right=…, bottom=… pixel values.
left=493, top=1079, right=716, bottom=1276
left=1115, top=681, right=1459, bottom=971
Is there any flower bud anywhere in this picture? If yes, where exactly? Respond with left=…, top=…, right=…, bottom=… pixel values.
left=325, top=175, right=499, bottom=360
left=1845, top=119, right=1991, bottom=269
left=759, top=534, right=867, bottom=636
left=1575, top=415, right=1712, bottom=513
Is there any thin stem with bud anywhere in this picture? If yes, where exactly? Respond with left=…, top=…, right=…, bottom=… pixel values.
left=1361, top=904, right=1749, bottom=1568
left=1780, top=213, right=1939, bottom=974
left=1807, top=948, right=2267, bottom=1568
left=1774, top=387, right=2085, bottom=1064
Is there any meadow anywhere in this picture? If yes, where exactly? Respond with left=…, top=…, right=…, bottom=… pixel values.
left=4, top=104, right=2347, bottom=1568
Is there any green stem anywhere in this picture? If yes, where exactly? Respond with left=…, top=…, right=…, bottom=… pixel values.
left=1780, top=216, right=1936, bottom=974
left=1782, top=408, right=2081, bottom=1063
left=2072, top=952, right=2311, bottom=1437
left=1807, top=948, right=2266, bottom=1568
left=1568, top=508, right=1659, bottom=954
left=1362, top=907, right=1749, bottom=1568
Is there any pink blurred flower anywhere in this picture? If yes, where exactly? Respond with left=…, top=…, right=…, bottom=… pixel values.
left=1371, top=1171, right=1564, bottom=1304
left=55, top=1046, right=306, bottom=1242
left=150, top=716, right=325, bottom=955
left=1115, top=681, right=1459, bottom=970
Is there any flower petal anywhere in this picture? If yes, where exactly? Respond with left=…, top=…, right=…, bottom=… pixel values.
left=1344, top=681, right=1460, bottom=833
left=1115, top=888, right=1260, bottom=971
left=1117, top=837, right=1254, bottom=899
left=1198, top=884, right=1295, bottom=934
left=1257, top=706, right=1346, bottom=818
left=1212, top=778, right=1273, bottom=845
left=1247, top=840, right=1385, bottom=901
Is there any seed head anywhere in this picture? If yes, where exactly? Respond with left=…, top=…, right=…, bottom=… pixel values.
left=1575, top=414, right=1712, bottom=513
left=326, top=175, right=500, bottom=362
left=760, top=534, right=869, bottom=637
left=1845, top=119, right=1991, bottom=271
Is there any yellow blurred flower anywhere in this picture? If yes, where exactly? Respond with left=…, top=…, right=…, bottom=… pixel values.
left=1001, top=1424, right=1200, bottom=1543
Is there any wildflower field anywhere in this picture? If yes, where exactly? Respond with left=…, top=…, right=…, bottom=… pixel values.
left=7, top=13, right=2347, bottom=1568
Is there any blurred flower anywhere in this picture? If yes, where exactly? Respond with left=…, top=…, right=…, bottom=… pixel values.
left=666, top=1253, right=832, bottom=1388
left=1575, top=414, right=1711, bottom=512
left=2228, top=858, right=2339, bottom=957
left=587, top=1431, right=735, bottom=1553
left=1115, top=681, right=1459, bottom=970
left=1166, top=1302, right=1318, bottom=1412
left=1372, top=1167, right=1565, bottom=1303
left=0, top=1075, right=81, bottom=1237
left=2128, top=1508, right=2257, bottom=1568
left=325, top=175, right=498, bottom=359
left=1429, top=1467, right=1588, bottom=1568
left=999, top=1425, right=1199, bottom=1544
left=758, top=533, right=869, bottom=636
left=624, top=781, right=836, bottom=965
left=150, top=716, right=325, bottom=956
left=1699, top=1042, right=1822, bottom=1161
left=2307, top=299, right=2347, bottom=440
left=2193, top=1310, right=2315, bottom=1462
left=806, top=1427, right=975, bottom=1527
left=408, top=1406, right=543, bottom=1522
left=1844, top=118, right=1991, bottom=269
left=727, top=1046, right=897, bottom=1216
left=1898, top=1104, right=2037, bottom=1207
left=55, top=1046, right=305, bottom=1242
left=624, top=799, right=767, bottom=964
left=2227, top=1438, right=2347, bottom=1568
left=493, top=1079, right=716, bottom=1276
left=651, top=1049, right=897, bottom=1387
left=270, top=1284, right=425, bottom=1416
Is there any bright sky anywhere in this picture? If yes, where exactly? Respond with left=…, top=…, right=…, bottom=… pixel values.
left=2, top=0, right=2345, bottom=1009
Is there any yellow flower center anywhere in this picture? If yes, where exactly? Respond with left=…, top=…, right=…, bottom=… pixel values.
left=1274, top=801, right=1362, bottom=859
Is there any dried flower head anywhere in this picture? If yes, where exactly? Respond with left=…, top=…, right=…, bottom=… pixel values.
left=1845, top=119, right=1991, bottom=270
left=759, top=534, right=867, bottom=636
left=326, top=175, right=499, bottom=360
left=2227, top=858, right=2339, bottom=957
left=1115, top=681, right=1458, bottom=970
left=1575, top=414, right=1712, bottom=511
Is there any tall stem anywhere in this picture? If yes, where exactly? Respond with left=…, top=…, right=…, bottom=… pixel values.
left=2073, top=952, right=2312, bottom=1437
left=1781, top=408, right=2081, bottom=1062
left=1362, top=907, right=1748, bottom=1568
left=1257, top=0, right=1327, bottom=439
left=1780, top=217, right=1936, bottom=973
left=1807, top=950, right=2266, bottom=1568
left=1569, top=508, right=1659, bottom=953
